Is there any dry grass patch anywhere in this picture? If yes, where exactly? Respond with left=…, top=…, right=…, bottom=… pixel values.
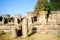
left=0, top=31, right=60, bottom=40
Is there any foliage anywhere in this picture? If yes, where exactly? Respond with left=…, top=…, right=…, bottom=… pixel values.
left=34, top=0, right=47, bottom=16
left=34, top=0, right=60, bottom=16
left=50, top=0, right=57, bottom=11
left=41, top=2, right=51, bottom=22
left=41, top=2, right=50, bottom=11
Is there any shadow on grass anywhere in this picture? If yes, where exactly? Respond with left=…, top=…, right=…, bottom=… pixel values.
left=28, top=27, right=37, bottom=37
left=17, top=29, right=22, bottom=37
left=0, top=30, right=6, bottom=35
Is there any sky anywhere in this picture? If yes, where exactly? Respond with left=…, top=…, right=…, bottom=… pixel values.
left=48, top=0, right=50, bottom=3
left=0, top=0, right=37, bottom=16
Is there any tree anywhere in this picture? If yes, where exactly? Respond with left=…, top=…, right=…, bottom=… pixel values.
left=41, top=2, right=51, bottom=22
left=50, top=0, right=60, bottom=10
left=41, top=2, right=50, bottom=11
left=34, top=0, right=47, bottom=16
left=34, top=0, right=60, bottom=16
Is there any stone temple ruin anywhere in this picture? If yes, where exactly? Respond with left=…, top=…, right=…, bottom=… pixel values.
left=0, top=11, right=60, bottom=38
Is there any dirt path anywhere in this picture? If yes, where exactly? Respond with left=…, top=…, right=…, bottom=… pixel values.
left=33, top=32, right=60, bottom=40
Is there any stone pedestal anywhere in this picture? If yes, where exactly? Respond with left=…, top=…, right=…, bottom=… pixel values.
left=22, top=18, right=28, bottom=37
left=12, top=26, right=17, bottom=37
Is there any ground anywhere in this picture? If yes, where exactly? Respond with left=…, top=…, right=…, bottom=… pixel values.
left=0, top=31, right=60, bottom=40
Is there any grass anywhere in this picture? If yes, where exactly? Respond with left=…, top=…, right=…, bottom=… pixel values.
left=0, top=31, right=60, bottom=40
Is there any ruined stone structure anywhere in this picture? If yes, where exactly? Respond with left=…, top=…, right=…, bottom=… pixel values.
left=0, top=11, right=60, bottom=38
left=22, top=18, right=28, bottom=37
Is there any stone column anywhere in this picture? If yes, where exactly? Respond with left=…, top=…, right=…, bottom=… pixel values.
left=27, top=12, right=34, bottom=25
left=56, top=11, right=60, bottom=24
left=14, top=15, right=18, bottom=28
left=28, top=17, right=32, bottom=25
left=12, top=15, right=18, bottom=37
left=51, top=11, right=57, bottom=24
left=22, top=18, right=28, bottom=37
left=12, top=26, right=17, bottom=37
left=38, top=11, right=47, bottom=24
left=14, top=17, right=18, bottom=24
left=2, top=17, right=4, bottom=24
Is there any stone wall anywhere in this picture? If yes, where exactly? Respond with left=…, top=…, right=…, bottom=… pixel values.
left=27, top=11, right=60, bottom=36
left=0, top=11, right=60, bottom=37
left=37, top=11, right=47, bottom=24
left=27, top=12, right=34, bottom=25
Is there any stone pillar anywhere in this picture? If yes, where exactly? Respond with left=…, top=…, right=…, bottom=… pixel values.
left=38, top=11, right=47, bottom=24
left=27, top=12, right=34, bottom=25
left=22, top=18, right=28, bottom=37
left=51, top=11, right=57, bottom=24
left=14, top=17, right=18, bottom=24
left=28, top=17, right=32, bottom=25
left=2, top=17, right=4, bottom=24
left=13, top=15, right=18, bottom=28
left=12, top=26, right=17, bottom=37
left=2, top=14, right=10, bottom=24
left=56, top=11, right=60, bottom=24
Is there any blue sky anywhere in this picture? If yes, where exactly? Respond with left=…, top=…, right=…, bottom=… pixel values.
left=0, top=0, right=37, bottom=16
left=48, top=0, right=50, bottom=3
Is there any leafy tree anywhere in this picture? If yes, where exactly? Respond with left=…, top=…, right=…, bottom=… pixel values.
left=34, top=0, right=60, bottom=16
left=50, top=0, right=60, bottom=10
left=42, top=2, right=51, bottom=22
left=41, top=2, right=50, bottom=11
left=34, top=0, right=47, bottom=16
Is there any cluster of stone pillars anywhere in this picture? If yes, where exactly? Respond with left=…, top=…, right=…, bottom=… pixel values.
left=12, top=17, right=28, bottom=38
left=11, top=11, right=60, bottom=38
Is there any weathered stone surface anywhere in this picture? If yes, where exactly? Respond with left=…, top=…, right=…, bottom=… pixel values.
left=0, top=11, right=60, bottom=38
left=27, top=12, right=34, bottom=17
left=27, top=12, right=34, bottom=25
left=28, top=17, right=32, bottom=25
left=2, top=14, right=10, bottom=24
left=56, top=11, right=60, bottom=24
left=37, top=11, right=47, bottom=24
left=22, top=18, right=28, bottom=37
left=14, top=17, right=18, bottom=24
left=17, top=24, right=22, bottom=30
left=50, top=11, right=57, bottom=24
left=0, top=30, right=4, bottom=35
left=13, top=14, right=22, bottom=24
left=51, top=30, right=60, bottom=36
left=12, top=26, right=17, bottom=37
